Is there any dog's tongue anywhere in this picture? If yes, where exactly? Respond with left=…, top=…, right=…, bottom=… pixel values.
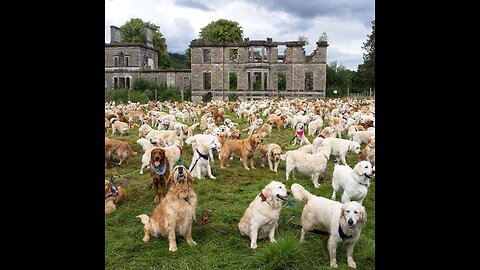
left=155, top=161, right=160, bottom=166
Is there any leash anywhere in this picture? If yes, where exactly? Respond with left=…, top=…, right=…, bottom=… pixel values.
left=189, top=149, right=209, bottom=172
left=110, top=169, right=140, bottom=182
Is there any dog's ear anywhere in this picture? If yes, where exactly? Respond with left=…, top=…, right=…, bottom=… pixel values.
left=353, top=162, right=364, bottom=176
left=261, top=187, right=272, bottom=202
left=359, top=206, right=367, bottom=225
left=340, top=205, right=346, bottom=219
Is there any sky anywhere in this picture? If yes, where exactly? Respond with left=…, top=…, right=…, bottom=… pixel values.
left=105, top=0, right=374, bottom=71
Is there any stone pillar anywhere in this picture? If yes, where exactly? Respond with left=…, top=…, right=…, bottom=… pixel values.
left=261, top=71, right=265, bottom=90
left=110, top=26, right=121, bottom=44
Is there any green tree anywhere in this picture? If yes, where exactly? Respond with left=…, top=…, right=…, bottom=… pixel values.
left=120, top=18, right=171, bottom=68
left=353, top=20, right=375, bottom=91
left=297, top=35, right=310, bottom=45
left=198, top=19, right=243, bottom=42
left=326, top=61, right=355, bottom=97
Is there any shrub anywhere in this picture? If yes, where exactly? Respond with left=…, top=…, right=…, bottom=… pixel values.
left=105, top=88, right=149, bottom=103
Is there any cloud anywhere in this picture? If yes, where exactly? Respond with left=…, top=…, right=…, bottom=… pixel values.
left=174, top=0, right=214, bottom=11
left=163, top=18, right=197, bottom=53
left=105, top=0, right=375, bottom=70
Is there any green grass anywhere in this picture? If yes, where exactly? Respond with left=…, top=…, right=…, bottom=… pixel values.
left=105, top=110, right=375, bottom=270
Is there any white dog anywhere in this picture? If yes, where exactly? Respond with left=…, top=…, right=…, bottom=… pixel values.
left=238, top=181, right=290, bottom=249
left=281, top=147, right=331, bottom=188
left=292, top=122, right=310, bottom=146
left=188, top=142, right=216, bottom=179
left=331, top=161, right=374, bottom=204
left=291, top=183, right=367, bottom=268
left=319, top=138, right=361, bottom=165
left=185, top=134, right=221, bottom=161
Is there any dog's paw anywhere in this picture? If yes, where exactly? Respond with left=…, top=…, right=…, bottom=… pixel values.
left=270, top=239, right=277, bottom=243
left=250, top=243, right=257, bottom=249
left=210, top=176, right=216, bottom=179
left=330, top=262, right=338, bottom=268
left=142, top=236, right=150, bottom=243
left=139, top=170, right=143, bottom=175
left=169, top=246, right=177, bottom=252
left=188, top=240, right=197, bottom=246
left=251, top=167, right=257, bottom=170
left=348, top=261, right=356, bottom=268
left=245, top=167, right=250, bottom=171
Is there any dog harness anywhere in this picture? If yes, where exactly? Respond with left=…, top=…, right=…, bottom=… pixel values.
left=189, top=149, right=209, bottom=172
left=150, top=162, right=167, bottom=175
left=338, top=225, right=353, bottom=239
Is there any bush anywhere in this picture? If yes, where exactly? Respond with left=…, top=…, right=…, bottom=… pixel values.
left=228, top=94, right=238, bottom=102
left=202, top=91, right=213, bottom=103
left=105, top=88, right=149, bottom=103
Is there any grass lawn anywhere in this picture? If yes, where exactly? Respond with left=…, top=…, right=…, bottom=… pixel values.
left=105, top=110, right=375, bottom=270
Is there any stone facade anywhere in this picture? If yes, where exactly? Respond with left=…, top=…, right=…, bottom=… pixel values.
left=105, top=26, right=190, bottom=99
left=189, top=38, right=328, bottom=102
left=105, top=26, right=328, bottom=102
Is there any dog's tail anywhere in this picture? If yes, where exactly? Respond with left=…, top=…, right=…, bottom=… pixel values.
left=128, top=146, right=137, bottom=157
left=136, top=214, right=150, bottom=225
left=291, top=183, right=312, bottom=204
left=280, top=151, right=291, bottom=161
left=190, top=123, right=200, bottom=130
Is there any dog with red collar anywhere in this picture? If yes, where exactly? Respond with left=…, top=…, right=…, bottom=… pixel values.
left=291, top=122, right=310, bottom=146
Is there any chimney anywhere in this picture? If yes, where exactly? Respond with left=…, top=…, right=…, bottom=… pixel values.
left=110, top=25, right=121, bottom=44
left=267, top=37, right=272, bottom=43
left=244, top=37, right=249, bottom=42
left=144, top=26, right=154, bottom=48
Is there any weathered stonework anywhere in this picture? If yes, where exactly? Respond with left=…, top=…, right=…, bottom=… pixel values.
left=105, top=27, right=328, bottom=102
left=190, top=39, right=328, bottom=102
left=105, top=26, right=191, bottom=100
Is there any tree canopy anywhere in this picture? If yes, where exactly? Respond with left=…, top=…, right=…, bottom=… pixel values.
left=120, top=18, right=171, bottom=68
left=198, top=19, right=243, bottom=42
left=352, top=20, right=375, bottom=90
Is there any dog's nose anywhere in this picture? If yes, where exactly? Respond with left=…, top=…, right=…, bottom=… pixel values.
left=287, top=191, right=291, bottom=195
left=372, top=170, right=375, bottom=174
left=348, top=219, right=354, bottom=225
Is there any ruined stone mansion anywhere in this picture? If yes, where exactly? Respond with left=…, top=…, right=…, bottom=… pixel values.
left=105, top=26, right=328, bottom=102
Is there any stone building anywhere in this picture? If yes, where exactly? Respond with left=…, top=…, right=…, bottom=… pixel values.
left=189, top=38, right=328, bottom=102
left=104, top=25, right=190, bottom=100
left=105, top=26, right=328, bottom=102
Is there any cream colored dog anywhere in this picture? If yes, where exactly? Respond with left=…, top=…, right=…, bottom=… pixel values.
left=291, top=183, right=367, bottom=268
left=319, top=138, right=361, bottom=165
left=332, top=161, right=374, bottom=204
left=256, top=143, right=282, bottom=173
left=238, top=181, right=290, bottom=249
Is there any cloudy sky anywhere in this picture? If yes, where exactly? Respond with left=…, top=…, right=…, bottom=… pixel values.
left=105, top=0, right=374, bottom=71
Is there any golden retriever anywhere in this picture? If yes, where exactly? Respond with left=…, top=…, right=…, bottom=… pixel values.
left=256, top=143, right=282, bottom=173
left=137, top=165, right=197, bottom=252
left=105, top=180, right=126, bottom=214
left=105, top=138, right=137, bottom=167
left=291, top=183, right=367, bottom=268
left=220, top=134, right=262, bottom=170
left=358, top=136, right=375, bottom=166
left=238, top=181, right=290, bottom=249
left=149, top=148, right=170, bottom=203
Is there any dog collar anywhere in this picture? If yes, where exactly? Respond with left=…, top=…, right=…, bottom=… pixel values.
left=317, top=134, right=325, bottom=138
left=296, top=130, right=304, bottom=137
left=151, top=162, right=167, bottom=175
left=177, top=145, right=183, bottom=155
left=111, top=119, right=117, bottom=124
left=197, top=149, right=209, bottom=160
left=338, top=225, right=353, bottom=239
